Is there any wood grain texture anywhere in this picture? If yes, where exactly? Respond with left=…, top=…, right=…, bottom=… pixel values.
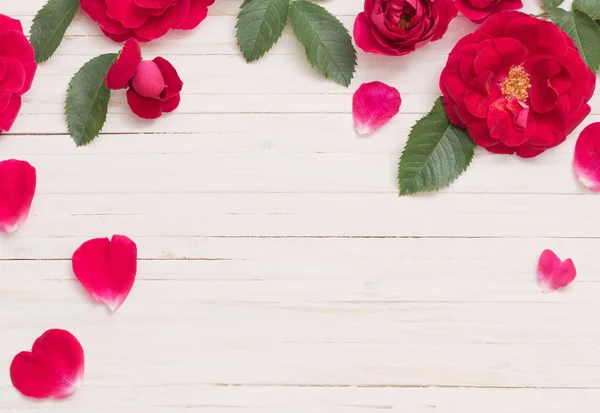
left=1, top=0, right=598, bottom=411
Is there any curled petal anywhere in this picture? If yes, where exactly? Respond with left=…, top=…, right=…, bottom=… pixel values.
left=10, top=329, right=84, bottom=400
left=72, top=234, right=138, bottom=311
left=352, top=81, right=401, bottom=135
left=573, top=122, right=600, bottom=191
left=131, top=60, right=166, bottom=98
left=106, top=38, right=142, bottom=90
left=537, top=249, right=576, bottom=293
left=0, top=159, right=36, bottom=233
left=153, top=57, right=183, bottom=100
left=179, top=0, right=215, bottom=30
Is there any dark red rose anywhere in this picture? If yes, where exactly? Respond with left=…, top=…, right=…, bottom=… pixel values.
left=353, top=0, right=457, bottom=56
left=455, top=0, right=522, bottom=23
left=440, top=12, right=596, bottom=158
left=106, top=39, right=183, bottom=119
left=0, top=15, right=37, bottom=133
left=80, top=0, right=215, bottom=42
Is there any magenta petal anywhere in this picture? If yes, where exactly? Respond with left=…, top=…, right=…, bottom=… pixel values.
left=537, top=249, right=576, bottom=293
left=10, top=329, right=84, bottom=400
left=573, top=122, right=600, bottom=191
left=352, top=81, right=401, bottom=135
left=0, top=159, right=36, bottom=233
left=72, top=235, right=138, bottom=311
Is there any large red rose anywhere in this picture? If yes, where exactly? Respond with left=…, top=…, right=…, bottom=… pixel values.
left=354, top=0, right=457, bottom=56
left=455, top=0, right=522, bottom=23
left=106, top=39, right=183, bottom=119
left=440, top=12, right=596, bottom=158
left=80, top=0, right=215, bottom=42
left=0, top=15, right=37, bottom=133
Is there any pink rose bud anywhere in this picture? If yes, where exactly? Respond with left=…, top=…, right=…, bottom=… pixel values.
left=573, top=122, right=600, bottom=191
left=131, top=60, right=166, bottom=98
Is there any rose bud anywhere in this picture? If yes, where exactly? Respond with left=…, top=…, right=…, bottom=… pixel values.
left=106, top=39, right=183, bottom=120
left=573, top=122, right=600, bottom=191
left=353, top=0, right=457, bottom=56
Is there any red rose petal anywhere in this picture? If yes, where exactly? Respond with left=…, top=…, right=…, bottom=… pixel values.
left=0, top=96, right=22, bottom=132
left=0, top=30, right=37, bottom=95
left=0, top=14, right=24, bottom=33
left=153, top=57, right=183, bottom=100
left=133, top=0, right=190, bottom=41
left=162, top=93, right=181, bottom=113
left=352, top=81, right=401, bottom=135
left=106, top=38, right=142, bottom=90
left=0, top=58, right=26, bottom=94
left=72, top=234, right=138, bottom=311
left=573, top=122, right=600, bottom=191
left=0, top=159, right=36, bottom=233
left=179, top=0, right=215, bottom=30
left=10, top=329, right=84, bottom=400
left=105, top=0, right=150, bottom=29
left=126, top=88, right=166, bottom=119
left=537, top=249, right=576, bottom=293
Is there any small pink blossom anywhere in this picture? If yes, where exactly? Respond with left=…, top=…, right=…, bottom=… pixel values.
left=573, top=122, right=600, bottom=191
left=537, top=249, right=576, bottom=293
left=352, top=81, right=401, bottom=135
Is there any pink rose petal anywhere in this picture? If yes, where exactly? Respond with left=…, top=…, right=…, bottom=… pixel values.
left=72, top=234, right=138, bottom=311
left=573, top=122, right=600, bottom=191
left=352, top=81, right=401, bottom=135
left=10, top=329, right=84, bottom=400
left=0, top=159, right=36, bottom=233
left=537, top=249, right=576, bottom=293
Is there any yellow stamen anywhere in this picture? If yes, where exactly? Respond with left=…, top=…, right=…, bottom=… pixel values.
left=500, top=64, right=531, bottom=102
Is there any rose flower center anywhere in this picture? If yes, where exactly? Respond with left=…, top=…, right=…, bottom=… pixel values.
left=500, top=64, right=531, bottom=102
left=397, top=13, right=414, bottom=29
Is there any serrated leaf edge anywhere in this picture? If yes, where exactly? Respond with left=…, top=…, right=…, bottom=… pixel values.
left=65, top=53, right=118, bottom=147
left=397, top=98, right=476, bottom=196
left=30, top=0, right=80, bottom=63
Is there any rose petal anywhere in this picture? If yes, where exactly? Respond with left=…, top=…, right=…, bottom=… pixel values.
left=573, top=122, right=600, bottom=191
left=105, top=0, right=150, bottom=29
left=352, top=81, right=401, bottom=135
left=0, top=14, right=24, bottom=33
left=153, top=57, right=183, bottom=100
left=133, top=0, right=190, bottom=41
left=10, top=329, right=84, bottom=400
left=106, top=38, right=142, bottom=90
left=537, top=249, right=576, bottom=293
left=179, top=0, right=215, bottom=30
left=0, top=159, right=36, bottom=233
left=126, top=88, right=166, bottom=119
left=0, top=96, right=22, bottom=132
left=72, top=235, right=138, bottom=311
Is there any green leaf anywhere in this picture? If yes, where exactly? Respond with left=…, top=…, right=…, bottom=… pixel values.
left=289, top=0, right=356, bottom=87
left=65, top=53, right=118, bottom=147
left=547, top=8, right=600, bottom=72
left=236, top=0, right=290, bottom=62
left=397, top=97, right=476, bottom=196
left=573, top=0, right=600, bottom=18
left=542, top=0, right=563, bottom=10
left=30, top=0, right=80, bottom=63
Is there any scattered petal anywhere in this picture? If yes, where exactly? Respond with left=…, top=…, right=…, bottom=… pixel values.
left=10, top=329, right=84, bottom=400
left=573, top=122, right=600, bottom=191
left=352, top=81, right=401, bottom=135
left=0, top=159, right=36, bottom=233
left=72, top=234, right=138, bottom=311
left=537, top=249, right=576, bottom=293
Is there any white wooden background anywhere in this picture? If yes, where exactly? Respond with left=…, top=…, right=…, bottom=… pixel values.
left=2, top=0, right=600, bottom=411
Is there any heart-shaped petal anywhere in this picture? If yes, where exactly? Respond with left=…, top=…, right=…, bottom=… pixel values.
left=537, top=249, right=576, bottom=293
left=352, top=81, right=401, bottom=135
left=573, top=122, right=600, bottom=191
left=0, top=159, right=36, bottom=233
left=10, top=329, right=84, bottom=400
left=72, top=234, right=138, bottom=311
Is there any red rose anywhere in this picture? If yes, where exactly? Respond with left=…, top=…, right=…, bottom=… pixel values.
left=353, top=0, right=457, bottom=56
left=0, top=15, right=37, bottom=133
left=106, top=39, right=183, bottom=119
left=440, top=12, right=596, bottom=158
left=80, top=0, right=215, bottom=42
left=455, top=0, right=522, bottom=23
